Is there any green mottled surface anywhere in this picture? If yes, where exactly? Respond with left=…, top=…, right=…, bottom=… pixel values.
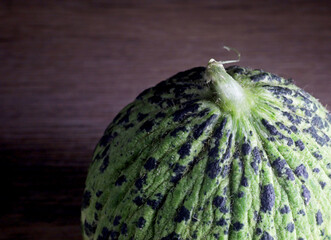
left=81, top=64, right=331, bottom=240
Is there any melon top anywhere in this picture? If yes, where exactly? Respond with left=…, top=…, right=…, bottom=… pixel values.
left=81, top=59, right=331, bottom=240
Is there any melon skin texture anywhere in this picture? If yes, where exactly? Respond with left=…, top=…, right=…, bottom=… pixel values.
left=81, top=62, right=331, bottom=240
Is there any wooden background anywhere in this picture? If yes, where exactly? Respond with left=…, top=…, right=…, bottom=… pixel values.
left=0, top=0, right=330, bottom=239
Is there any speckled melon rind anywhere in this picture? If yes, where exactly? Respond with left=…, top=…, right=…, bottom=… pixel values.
left=81, top=65, right=331, bottom=240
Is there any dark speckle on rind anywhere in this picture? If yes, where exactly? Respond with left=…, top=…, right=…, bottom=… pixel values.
left=253, top=211, right=260, bottom=222
left=100, top=145, right=110, bottom=158
left=216, top=217, right=227, bottom=226
left=301, top=108, right=312, bottom=117
left=232, top=222, right=244, bottom=231
left=197, top=108, right=210, bottom=117
left=133, top=196, right=144, bottom=206
left=261, top=184, right=275, bottom=213
left=250, top=72, right=269, bottom=82
left=261, top=119, right=278, bottom=135
left=99, top=132, right=118, bottom=147
left=113, top=216, right=121, bottom=226
left=99, top=156, right=109, bottom=173
left=207, top=119, right=227, bottom=160
left=313, top=152, right=323, bottom=160
left=316, top=210, right=323, bottom=225
left=295, top=140, right=305, bottom=151
left=161, top=232, right=182, bottom=240
left=286, top=223, right=295, bottom=232
left=115, top=175, right=127, bottom=186
left=170, top=126, right=187, bottom=137
left=286, top=137, right=294, bottom=147
left=171, top=67, right=204, bottom=81
left=212, top=196, right=228, bottom=213
left=137, top=112, right=149, bottom=121
left=155, top=112, right=166, bottom=119
left=271, top=158, right=295, bottom=181
left=233, top=149, right=240, bottom=159
left=222, top=164, right=231, bottom=178
left=285, top=168, right=295, bottom=181
left=95, top=202, right=102, bottom=210
left=268, top=137, right=275, bottom=142
left=327, top=163, right=331, bottom=169
left=223, top=134, right=233, bottom=161
left=298, top=209, right=305, bottom=216
left=178, top=142, right=191, bottom=159
left=301, top=185, right=311, bottom=205
left=285, top=167, right=295, bottom=181
left=304, top=126, right=327, bottom=146
left=256, top=228, right=262, bottom=235
left=270, top=74, right=283, bottom=82
left=147, top=199, right=161, bottom=210
left=117, top=106, right=134, bottom=125
left=295, top=89, right=312, bottom=104
left=121, top=223, right=127, bottom=234
left=173, top=103, right=199, bottom=122
left=137, top=113, right=148, bottom=122
left=251, top=147, right=261, bottom=174
left=241, top=176, right=249, bottom=187
left=171, top=164, right=186, bottom=184
left=206, top=159, right=221, bottom=179
left=327, top=113, right=331, bottom=124
left=213, top=118, right=227, bottom=139
left=82, top=190, right=91, bottom=209
left=264, top=85, right=292, bottom=95
left=193, top=114, right=217, bottom=139
left=135, top=176, right=147, bottom=190
left=112, top=111, right=123, bottom=123
left=295, top=164, right=309, bottom=179
left=313, top=168, right=320, bottom=173
left=242, top=143, right=251, bottom=155
left=96, top=190, right=103, bottom=197
left=137, top=217, right=146, bottom=228
left=260, top=231, right=274, bottom=240
left=97, top=227, right=111, bottom=240
left=139, top=120, right=154, bottom=132
left=283, top=111, right=301, bottom=125
left=84, top=220, right=96, bottom=236
left=287, top=100, right=297, bottom=112
left=280, top=205, right=290, bottom=214
left=227, top=65, right=245, bottom=75
left=174, top=206, right=191, bottom=222
left=238, top=191, right=245, bottom=198
left=276, top=122, right=291, bottom=134
left=144, top=157, right=157, bottom=171
left=282, top=96, right=293, bottom=105
left=152, top=80, right=177, bottom=96
left=312, top=115, right=324, bottom=129
left=290, top=125, right=298, bottom=133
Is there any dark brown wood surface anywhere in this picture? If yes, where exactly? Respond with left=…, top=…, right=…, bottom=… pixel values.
left=0, top=0, right=330, bottom=239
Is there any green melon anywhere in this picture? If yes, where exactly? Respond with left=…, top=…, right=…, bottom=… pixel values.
left=81, top=59, right=331, bottom=240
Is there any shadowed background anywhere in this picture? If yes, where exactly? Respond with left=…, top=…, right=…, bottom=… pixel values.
left=0, top=0, right=330, bottom=239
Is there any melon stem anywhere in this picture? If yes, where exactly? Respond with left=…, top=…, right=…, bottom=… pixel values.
left=205, top=59, right=248, bottom=116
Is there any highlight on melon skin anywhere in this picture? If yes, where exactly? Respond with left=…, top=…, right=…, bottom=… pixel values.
left=81, top=52, right=331, bottom=240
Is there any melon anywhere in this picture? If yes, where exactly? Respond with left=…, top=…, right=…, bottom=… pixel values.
left=81, top=58, right=331, bottom=240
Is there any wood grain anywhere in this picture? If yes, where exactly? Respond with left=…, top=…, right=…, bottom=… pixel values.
left=0, top=0, right=330, bottom=239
